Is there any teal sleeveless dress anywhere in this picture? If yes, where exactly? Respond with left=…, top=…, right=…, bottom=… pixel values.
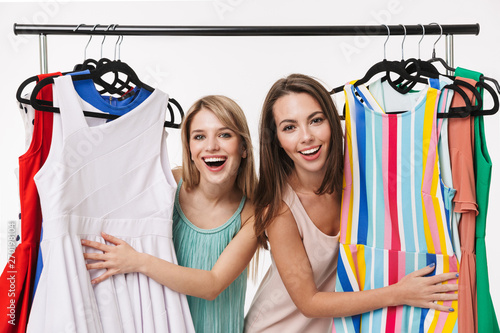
left=172, top=179, right=247, bottom=333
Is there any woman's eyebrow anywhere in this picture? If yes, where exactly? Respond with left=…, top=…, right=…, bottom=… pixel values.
left=278, top=119, right=297, bottom=126
left=307, top=111, right=324, bottom=120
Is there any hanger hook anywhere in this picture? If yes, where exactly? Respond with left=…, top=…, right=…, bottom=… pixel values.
left=429, top=22, right=443, bottom=58
left=399, top=24, right=406, bottom=60
left=84, top=24, right=98, bottom=60
left=74, top=23, right=84, bottom=32
left=100, top=24, right=114, bottom=58
left=418, top=24, right=425, bottom=59
left=120, top=36, right=124, bottom=58
left=74, top=24, right=84, bottom=60
left=118, top=36, right=124, bottom=60
left=113, top=25, right=123, bottom=61
left=382, top=24, right=390, bottom=60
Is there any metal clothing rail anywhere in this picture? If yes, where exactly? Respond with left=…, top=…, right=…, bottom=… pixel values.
left=13, top=23, right=480, bottom=74
left=14, top=23, right=479, bottom=36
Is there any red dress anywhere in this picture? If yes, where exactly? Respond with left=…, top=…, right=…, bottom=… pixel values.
left=0, top=72, right=60, bottom=332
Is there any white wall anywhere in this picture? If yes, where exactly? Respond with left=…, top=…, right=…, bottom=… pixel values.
left=0, top=0, right=498, bottom=317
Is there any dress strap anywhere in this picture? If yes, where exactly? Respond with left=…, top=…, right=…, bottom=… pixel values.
left=353, top=82, right=386, bottom=114
left=234, top=194, right=246, bottom=216
left=175, top=178, right=183, bottom=203
left=53, top=75, right=93, bottom=140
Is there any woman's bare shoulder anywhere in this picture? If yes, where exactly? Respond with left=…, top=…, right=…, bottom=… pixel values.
left=171, top=167, right=182, bottom=184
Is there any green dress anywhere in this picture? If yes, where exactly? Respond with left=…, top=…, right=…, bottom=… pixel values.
left=172, top=179, right=247, bottom=333
left=455, top=67, right=499, bottom=333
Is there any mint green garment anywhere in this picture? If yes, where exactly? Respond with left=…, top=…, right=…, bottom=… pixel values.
left=172, top=179, right=247, bottom=333
left=455, top=67, right=499, bottom=333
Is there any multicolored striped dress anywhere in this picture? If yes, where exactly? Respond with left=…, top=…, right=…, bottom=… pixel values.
left=333, top=80, right=459, bottom=333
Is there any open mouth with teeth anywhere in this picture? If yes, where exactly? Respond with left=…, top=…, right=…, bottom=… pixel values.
left=299, top=146, right=321, bottom=156
left=203, top=157, right=227, bottom=168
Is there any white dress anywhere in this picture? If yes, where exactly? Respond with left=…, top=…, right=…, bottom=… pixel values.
left=27, top=75, right=194, bottom=333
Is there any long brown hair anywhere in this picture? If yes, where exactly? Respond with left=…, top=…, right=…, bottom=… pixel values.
left=181, top=95, right=257, bottom=201
left=254, top=74, right=343, bottom=249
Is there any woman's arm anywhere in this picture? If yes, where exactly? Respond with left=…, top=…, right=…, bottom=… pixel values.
left=82, top=204, right=257, bottom=301
left=267, top=205, right=458, bottom=318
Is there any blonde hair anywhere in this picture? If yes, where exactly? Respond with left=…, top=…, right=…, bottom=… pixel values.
left=180, top=95, right=257, bottom=201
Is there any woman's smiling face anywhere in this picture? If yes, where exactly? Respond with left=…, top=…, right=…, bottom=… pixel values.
left=273, top=92, right=331, bottom=176
left=189, top=108, right=246, bottom=186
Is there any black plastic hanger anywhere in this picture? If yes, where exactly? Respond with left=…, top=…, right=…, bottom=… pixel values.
left=330, top=24, right=482, bottom=119
left=29, top=73, right=184, bottom=128
left=444, top=79, right=482, bottom=117
left=20, top=23, right=183, bottom=127
left=71, top=24, right=132, bottom=95
left=482, top=76, right=500, bottom=94
left=15, top=62, right=128, bottom=107
left=91, top=59, right=133, bottom=95
left=15, top=62, right=127, bottom=107
left=389, top=23, right=456, bottom=87
left=470, top=80, right=499, bottom=116
left=381, top=25, right=417, bottom=93
left=166, top=98, right=184, bottom=129
left=16, top=76, right=45, bottom=105
left=16, top=70, right=71, bottom=106
left=424, top=20, right=498, bottom=118
left=71, top=60, right=153, bottom=93
left=16, top=24, right=91, bottom=104
left=354, top=59, right=428, bottom=88
left=441, top=77, right=500, bottom=117
left=388, top=24, right=440, bottom=92
left=479, top=76, right=500, bottom=116
left=378, top=23, right=485, bottom=117
left=330, top=61, right=428, bottom=95
left=330, top=58, right=430, bottom=118
left=92, top=26, right=133, bottom=95
left=330, top=24, right=427, bottom=94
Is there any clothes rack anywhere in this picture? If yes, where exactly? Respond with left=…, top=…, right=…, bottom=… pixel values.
left=14, top=23, right=479, bottom=74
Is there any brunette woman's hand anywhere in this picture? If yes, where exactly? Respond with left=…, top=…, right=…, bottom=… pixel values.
left=394, top=263, right=459, bottom=312
left=81, top=232, right=144, bottom=284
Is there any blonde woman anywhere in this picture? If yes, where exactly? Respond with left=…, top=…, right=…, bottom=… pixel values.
left=83, top=95, right=258, bottom=333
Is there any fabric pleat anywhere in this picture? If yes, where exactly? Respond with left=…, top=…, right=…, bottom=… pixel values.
left=173, top=179, right=247, bottom=333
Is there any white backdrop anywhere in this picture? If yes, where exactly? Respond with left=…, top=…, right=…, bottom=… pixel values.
left=0, top=0, right=498, bottom=316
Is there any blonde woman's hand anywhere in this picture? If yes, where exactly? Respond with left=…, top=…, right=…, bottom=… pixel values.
left=82, top=232, right=144, bottom=284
